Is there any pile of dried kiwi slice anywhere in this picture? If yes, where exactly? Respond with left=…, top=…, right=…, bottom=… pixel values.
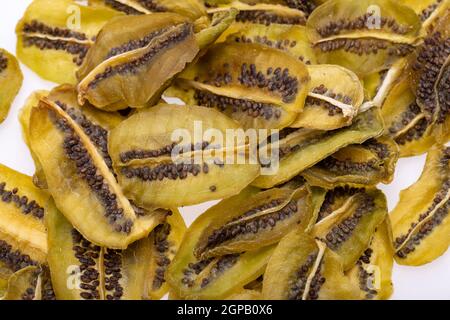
left=0, top=0, right=448, bottom=300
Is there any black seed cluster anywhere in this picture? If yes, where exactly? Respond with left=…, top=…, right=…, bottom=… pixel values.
left=317, top=39, right=413, bottom=57
left=388, top=102, right=422, bottom=136
left=395, top=117, right=429, bottom=146
left=71, top=229, right=101, bottom=300
left=356, top=248, right=378, bottom=299
left=318, top=187, right=364, bottom=222
left=364, top=139, right=390, bottom=160
left=395, top=180, right=450, bottom=249
left=0, top=182, right=45, bottom=219
left=120, top=141, right=210, bottom=163
left=88, top=23, right=192, bottom=89
left=40, top=267, right=56, bottom=300
left=324, top=195, right=375, bottom=250
left=312, top=84, right=353, bottom=105
left=316, top=13, right=411, bottom=38
left=104, top=249, right=125, bottom=300
left=234, top=35, right=311, bottom=64
left=23, top=36, right=89, bottom=66
left=288, top=252, right=317, bottom=300
left=306, top=261, right=325, bottom=300
left=23, top=20, right=88, bottom=41
left=194, top=90, right=281, bottom=120
left=0, top=52, right=7, bottom=73
left=53, top=111, right=133, bottom=233
left=413, top=32, right=450, bottom=120
left=396, top=199, right=449, bottom=259
left=137, top=0, right=167, bottom=12
left=202, top=200, right=298, bottom=253
left=106, top=27, right=169, bottom=59
left=239, top=63, right=299, bottom=103
left=236, top=10, right=306, bottom=26
left=200, top=254, right=240, bottom=288
left=419, top=0, right=443, bottom=22
left=55, top=101, right=113, bottom=171
left=21, top=271, right=39, bottom=300
left=285, top=0, right=316, bottom=15
left=436, top=63, right=449, bottom=124
left=104, top=0, right=143, bottom=15
left=122, top=161, right=213, bottom=182
left=0, top=240, right=38, bottom=272
left=152, top=223, right=172, bottom=290
left=307, top=84, right=353, bottom=116
left=318, top=156, right=378, bottom=174
left=182, top=258, right=214, bottom=287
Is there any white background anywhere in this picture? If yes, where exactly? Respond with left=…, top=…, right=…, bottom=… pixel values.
left=1, top=0, right=448, bottom=300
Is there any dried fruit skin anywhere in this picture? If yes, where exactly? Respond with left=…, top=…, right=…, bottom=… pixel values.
left=0, top=49, right=23, bottom=124
left=194, top=184, right=314, bottom=259
left=167, top=187, right=275, bottom=300
left=109, top=104, right=260, bottom=208
left=391, top=145, right=450, bottom=266
left=89, top=0, right=207, bottom=20
left=168, top=41, right=310, bottom=129
left=253, top=107, right=385, bottom=189
left=262, top=231, right=360, bottom=300
left=346, top=219, right=394, bottom=300
left=307, top=0, right=421, bottom=76
left=16, top=0, right=120, bottom=84
left=46, top=203, right=153, bottom=300
left=0, top=163, right=49, bottom=282
left=302, top=137, right=399, bottom=188
left=28, top=96, right=164, bottom=249
left=313, top=187, right=388, bottom=270
left=290, top=64, right=363, bottom=130
left=146, top=209, right=186, bottom=300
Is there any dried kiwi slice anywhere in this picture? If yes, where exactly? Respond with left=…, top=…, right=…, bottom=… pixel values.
left=0, top=49, right=23, bottom=124
left=391, top=145, right=450, bottom=266
left=16, top=0, right=120, bottom=84
left=28, top=96, right=165, bottom=249
left=167, top=187, right=275, bottom=300
left=399, top=0, right=449, bottom=31
left=381, top=75, right=436, bottom=157
left=168, top=41, right=310, bottom=129
left=0, top=163, right=50, bottom=282
left=302, top=137, right=399, bottom=188
left=109, top=104, right=260, bottom=209
left=207, top=1, right=308, bottom=26
left=46, top=202, right=157, bottom=300
left=290, top=64, right=363, bottom=130
left=89, top=0, right=207, bottom=20
left=307, top=0, right=421, bottom=76
left=346, top=219, right=394, bottom=300
left=145, top=209, right=186, bottom=300
left=193, top=184, right=314, bottom=259
left=219, top=23, right=317, bottom=65
left=1, top=266, right=55, bottom=300
left=262, top=231, right=359, bottom=300
left=312, top=187, right=388, bottom=270
left=253, top=107, right=384, bottom=189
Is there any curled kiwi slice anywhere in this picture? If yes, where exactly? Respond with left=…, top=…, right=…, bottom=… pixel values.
left=312, top=187, right=388, bottom=270
left=0, top=163, right=50, bottom=283
left=88, top=0, right=207, bottom=20
left=28, top=96, right=164, bottom=249
left=391, top=145, right=450, bottom=266
left=47, top=202, right=158, bottom=300
left=167, top=187, right=275, bottom=300
left=168, top=41, right=310, bottom=129
left=307, top=0, right=421, bottom=76
left=145, top=209, right=186, bottom=300
left=253, top=107, right=384, bottom=189
left=399, top=0, right=449, bottom=31
left=1, top=266, right=55, bottom=300
left=193, top=184, right=314, bottom=260
left=220, top=23, right=317, bottom=65
left=302, top=137, right=399, bottom=188
left=109, top=104, right=260, bottom=208
left=0, top=49, right=23, bottom=124
left=16, top=0, right=120, bottom=84
left=290, top=64, right=364, bottom=130
left=262, top=231, right=359, bottom=300
left=347, top=219, right=394, bottom=300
